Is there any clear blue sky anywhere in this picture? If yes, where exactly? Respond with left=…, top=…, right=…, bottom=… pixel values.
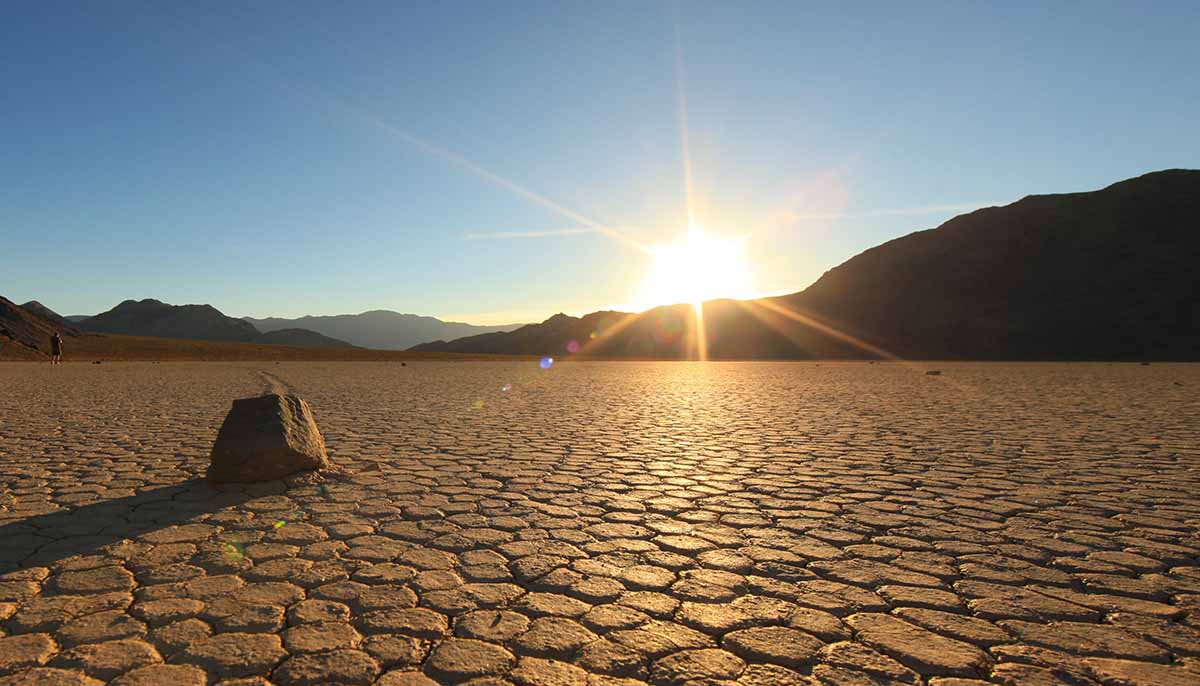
left=3, top=1, right=1196, bottom=323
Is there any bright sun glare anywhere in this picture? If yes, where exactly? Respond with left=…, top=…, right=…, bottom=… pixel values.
left=634, top=223, right=756, bottom=310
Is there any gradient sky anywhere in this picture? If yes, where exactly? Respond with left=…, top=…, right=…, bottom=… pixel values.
left=3, top=1, right=1197, bottom=323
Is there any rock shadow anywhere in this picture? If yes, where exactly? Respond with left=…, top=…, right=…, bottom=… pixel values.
left=0, top=478, right=261, bottom=569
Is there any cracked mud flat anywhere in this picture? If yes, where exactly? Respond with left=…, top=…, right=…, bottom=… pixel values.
left=1, top=360, right=1198, bottom=686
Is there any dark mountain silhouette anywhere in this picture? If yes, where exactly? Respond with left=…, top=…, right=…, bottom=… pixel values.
left=64, top=315, right=91, bottom=323
left=243, top=311, right=525, bottom=350
left=83, top=299, right=261, bottom=341
left=410, top=302, right=818, bottom=358
left=1, top=297, right=80, bottom=358
left=20, top=301, right=72, bottom=328
left=413, top=312, right=629, bottom=356
left=79, top=299, right=352, bottom=348
left=413, top=169, right=1200, bottom=360
left=252, top=328, right=355, bottom=348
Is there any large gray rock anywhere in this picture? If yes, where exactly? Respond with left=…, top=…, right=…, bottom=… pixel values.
left=207, top=394, right=329, bottom=483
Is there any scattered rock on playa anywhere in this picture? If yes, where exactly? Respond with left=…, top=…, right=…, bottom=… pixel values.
left=207, top=394, right=330, bottom=483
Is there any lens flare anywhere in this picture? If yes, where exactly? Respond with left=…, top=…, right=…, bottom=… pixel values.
left=539, top=357, right=554, bottom=369
left=566, top=340, right=580, bottom=353
left=501, top=383, right=512, bottom=392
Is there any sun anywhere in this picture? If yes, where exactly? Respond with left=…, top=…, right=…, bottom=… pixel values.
left=633, top=223, right=756, bottom=310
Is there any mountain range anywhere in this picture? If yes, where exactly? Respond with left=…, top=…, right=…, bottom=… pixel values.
left=7, top=297, right=525, bottom=353
left=59, top=299, right=353, bottom=348
left=243, top=312, right=524, bottom=350
left=413, top=169, right=1199, bottom=360
left=6, top=169, right=1195, bottom=361
left=0, top=299, right=495, bottom=361
left=83, top=299, right=261, bottom=341
left=20, top=300, right=74, bottom=328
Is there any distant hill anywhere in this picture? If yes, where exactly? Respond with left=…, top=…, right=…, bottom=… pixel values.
left=0, top=298, right=507, bottom=361
left=413, top=311, right=632, bottom=355
left=78, top=299, right=352, bottom=348
left=83, top=299, right=261, bottom=341
left=244, top=311, right=525, bottom=350
left=253, top=328, right=355, bottom=348
left=20, top=301, right=73, bottom=328
left=413, top=169, right=1200, bottom=360
left=1, top=297, right=81, bottom=358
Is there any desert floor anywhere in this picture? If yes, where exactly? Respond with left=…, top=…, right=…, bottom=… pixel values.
left=1, top=361, right=1198, bottom=686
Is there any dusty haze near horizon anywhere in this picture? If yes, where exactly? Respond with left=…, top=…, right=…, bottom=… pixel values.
left=1, top=361, right=1198, bottom=685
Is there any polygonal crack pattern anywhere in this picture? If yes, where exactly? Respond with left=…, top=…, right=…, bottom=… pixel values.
left=1, top=361, right=1198, bottom=686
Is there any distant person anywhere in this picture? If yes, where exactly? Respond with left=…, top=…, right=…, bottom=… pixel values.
left=50, top=331, right=63, bottom=365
